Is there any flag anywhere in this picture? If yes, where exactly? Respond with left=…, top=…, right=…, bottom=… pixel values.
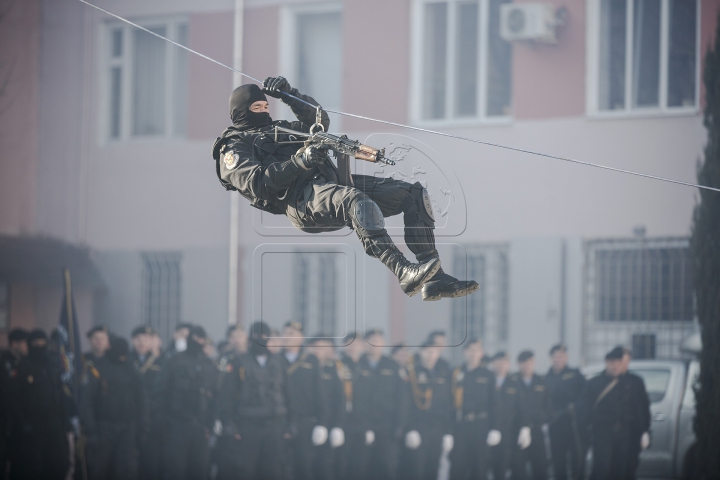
left=58, top=267, right=83, bottom=399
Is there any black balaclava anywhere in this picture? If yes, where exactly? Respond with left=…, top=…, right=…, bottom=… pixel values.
left=230, top=84, right=272, bottom=130
left=248, top=322, right=270, bottom=356
left=28, top=329, right=48, bottom=364
left=187, top=326, right=207, bottom=355
left=107, top=336, right=129, bottom=363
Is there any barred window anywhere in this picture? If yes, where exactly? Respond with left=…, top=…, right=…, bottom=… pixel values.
left=293, top=252, right=338, bottom=336
left=141, top=252, right=182, bottom=340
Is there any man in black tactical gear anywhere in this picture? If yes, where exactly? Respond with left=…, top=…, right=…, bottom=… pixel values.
left=216, top=322, right=289, bottom=480
left=580, top=347, right=651, bottom=480
left=212, top=77, right=478, bottom=301
left=7, top=329, right=72, bottom=480
left=81, top=336, right=145, bottom=480
left=545, top=344, right=586, bottom=480
left=156, top=325, right=218, bottom=480
left=0, top=329, right=28, bottom=480
left=84, top=325, right=110, bottom=366
left=512, top=350, right=551, bottom=480
left=449, top=338, right=500, bottom=480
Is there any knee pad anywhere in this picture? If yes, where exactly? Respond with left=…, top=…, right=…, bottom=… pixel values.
left=353, top=198, right=385, bottom=234
left=401, top=182, right=435, bottom=226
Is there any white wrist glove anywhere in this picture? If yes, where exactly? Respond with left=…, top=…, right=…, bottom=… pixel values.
left=330, top=427, right=345, bottom=448
left=365, top=430, right=375, bottom=446
left=312, top=425, right=328, bottom=446
left=442, top=434, right=454, bottom=453
left=517, top=426, right=531, bottom=450
left=213, top=420, right=223, bottom=436
left=486, top=429, right=502, bottom=446
left=641, top=432, right=650, bottom=450
left=405, top=430, right=421, bottom=450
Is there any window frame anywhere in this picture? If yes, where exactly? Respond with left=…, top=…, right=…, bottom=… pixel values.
left=585, top=0, right=701, bottom=118
left=101, top=16, right=189, bottom=144
left=410, top=0, right=513, bottom=127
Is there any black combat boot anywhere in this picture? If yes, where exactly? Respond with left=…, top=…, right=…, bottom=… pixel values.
left=416, top=249, right=480, bottom=301
left=379, top=246, right=441, bottom=297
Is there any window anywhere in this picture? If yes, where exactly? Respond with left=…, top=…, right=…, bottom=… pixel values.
left=293, top=252, right=339, bottom=336
left=106, top=19, right=188, bottom=141
left=412, top=0, right=512, bottom=123
left=594, top=245, right=693, bottom=322
left=591, top=0, right=698, bottom=114
left=0, top=283, right=8, bottom=331
left=630, top=367, right=671, bottom=403
left=632, top=333, right=657, bottom=359
left=141, top=252, right=182, bottom=341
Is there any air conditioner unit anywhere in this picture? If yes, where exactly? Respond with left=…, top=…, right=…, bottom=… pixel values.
left=500, top=3, right=558, bottom=43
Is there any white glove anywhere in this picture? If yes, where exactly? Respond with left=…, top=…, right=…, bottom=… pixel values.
left=442, top=434, right=454, bottom=453
left=405, top=430, right=421, bottom=450
left=641, top=432, right=650, bottom=450
left=213, top=420, right=223, bottom=436
left=486, top=429, right=502, bottom=446
left=365, top=430, right=375, bottom=446
left=330, top=427, right=345, bottom=448
left=312, top=425, right=328, bottom=446
left=517, top=426, right=531, bottom=450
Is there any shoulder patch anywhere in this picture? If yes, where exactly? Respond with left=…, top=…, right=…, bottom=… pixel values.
left=223, top=151, right=240, bottom=170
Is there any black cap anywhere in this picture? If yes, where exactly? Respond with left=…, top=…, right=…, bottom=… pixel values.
left=342, top=332, right=360, bottom=344
left=463, top=338, right=482, bottom=350
left=391, top=344, right=406, bottom=355
left=175, top=323, right=193, bottom=332
left=8, top=328, right=29, bottom=343
left=549, top=344, right=567, bottom=355
left=131, top=325, right=154, bottom=338
left=86, top=325, right=109, bottom=339
left=605, top=346, right=628, bottom=361
left=189, top=326, right=207, bottom=340
left=365, top=329, right=383, bottom=339
left=109, top=336, right=130, bottom=358
left=491, top=351, right=508, bottom=361
left=307, top=336, right=335, bottom=346
left=28, top=329, right=47, bottom=343
left=284, top=321, right=304, bottom=333
left=420, top=339, right=435, bottom=349
left=517, top=350, right=534, bottom=363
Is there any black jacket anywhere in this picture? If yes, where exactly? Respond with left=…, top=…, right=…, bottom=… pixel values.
left=402, top=355, right=454, bottom=434
left=281, top=350, right=326, bottom=425
left=319, top=358, right=346, bottom=430
left=545, top=366, right=585, bottom=420
left=451, top=364, right=496, bottom=429
left=356, top=355, right=403, bottom=435
left=516, top=373, right=552, bottom=429
left=494, top=374, right=529, bottom=435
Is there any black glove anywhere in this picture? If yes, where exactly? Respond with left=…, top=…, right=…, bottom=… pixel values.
left=293, top=146, right=324, bottom=170
left=262, top=76, right=293, bottom=99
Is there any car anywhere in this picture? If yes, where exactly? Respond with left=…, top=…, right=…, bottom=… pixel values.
left=582, top=334, right=700, bottom=479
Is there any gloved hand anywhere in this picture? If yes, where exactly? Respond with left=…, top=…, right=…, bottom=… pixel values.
left=517, top=426, right=531, bottom=450
left=442, top=434, right=454, bottom=453
left=405, top=430, right=421, bottom=450
left=641, top=432, right=650, bottom=450
left=262, top=76, right=293, bottom=99
left=486, top=429, right=502, bottom=446
left=311, top=425, right=328, bottom=446
left=293, top=146, right=325, bottom=170
left=213, top=420, right=223, bottom=436
left=365, top=430, right=375, bottom=446
left=330, top=427, right=345, bottom=448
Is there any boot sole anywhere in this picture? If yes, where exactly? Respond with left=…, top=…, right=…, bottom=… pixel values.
left=422, top=282, right=480, bottom=301
left=404, top=259, right=441, bottom=297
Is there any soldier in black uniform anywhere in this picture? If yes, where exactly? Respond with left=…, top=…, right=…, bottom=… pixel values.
left=449, top=338, right=501, bottom=480
left=580, top=347, right=651, bottom=480
left=213, top=78, right=478, bottom=301
left=1, top=329, right=28, bottom=375
left=360, top=329, right=403, bottom=480
left=216, top=322, right=289, bottom=480
left=129, top=326, right=163, bottom=480
left=490, top=351, right=531, bottom=480
left=84, top=325, right=110, bottom=367
left=81, top=336, right=145, bottom=480
left=545, top=344, right=586, bottom=480
left=280, top=321, right=328, bottom=480
left=1, top=329, right=28, bottom=478
left=7, top=329, right=72, bottom=480
left=156, top=326, right=218, bottom=480
left=512, top=350, right=551, bottom=480
left=398, top=341, right=454, bottom=480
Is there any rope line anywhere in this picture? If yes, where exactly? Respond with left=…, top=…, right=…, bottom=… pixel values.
left=77, top=0, right=720, bottom=193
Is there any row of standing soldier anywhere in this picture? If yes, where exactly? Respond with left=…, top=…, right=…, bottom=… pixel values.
left=0, top=321, right=650, bottom=480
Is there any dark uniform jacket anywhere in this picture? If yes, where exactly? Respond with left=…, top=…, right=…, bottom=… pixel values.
left=281, top=350, right=327, bottom=425
left=217, top=353, right=289, bottom=434
left=402, top=354, right=453, bottom=434
left=494, top=374, right=528, bottom=435
left=451, top=364, right=496, bottom=426
left=212, top=91, right=334, bottom=216
left=155, top=349, right=218, bottom=429
left=81, top=358, right=145, bottom=435
left=358, top=355, right=403, bottom=435
left=319, top=358, right=346, bottom=431
left=545, top=366, right=585, bottom=421
left=516, top=373, right=552, bottom=429
left=581, top=371, right=651, bottom=441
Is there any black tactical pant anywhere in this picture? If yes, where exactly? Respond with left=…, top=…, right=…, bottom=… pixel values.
left=291, top=417, right=320, bottom=480
left=220, top=418, right=284, bottom=480
left=590, top=424, right=640, bottom=480
left=137, top=423, right=163, bottom=480
left=548, top=415, right=584, bottom=480
left=511, top=426, right=548, bottom=480
left=87, top=422, right=138, bottom=480
left=336, top=428, right=368, bottom=480
left=449, top=419, right=491, bottom=480
left=286, top=175, right=435, bottom=258
left=366, top=428, right=400, bottom=480
left=162, top=421, right=210, bottom=480
left=397, top=420, right=445, bottom=480
left=490, top=428, right=516, bottom=480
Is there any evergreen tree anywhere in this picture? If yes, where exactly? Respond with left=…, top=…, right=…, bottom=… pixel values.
left=690, top=11, right=720, bottom=480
